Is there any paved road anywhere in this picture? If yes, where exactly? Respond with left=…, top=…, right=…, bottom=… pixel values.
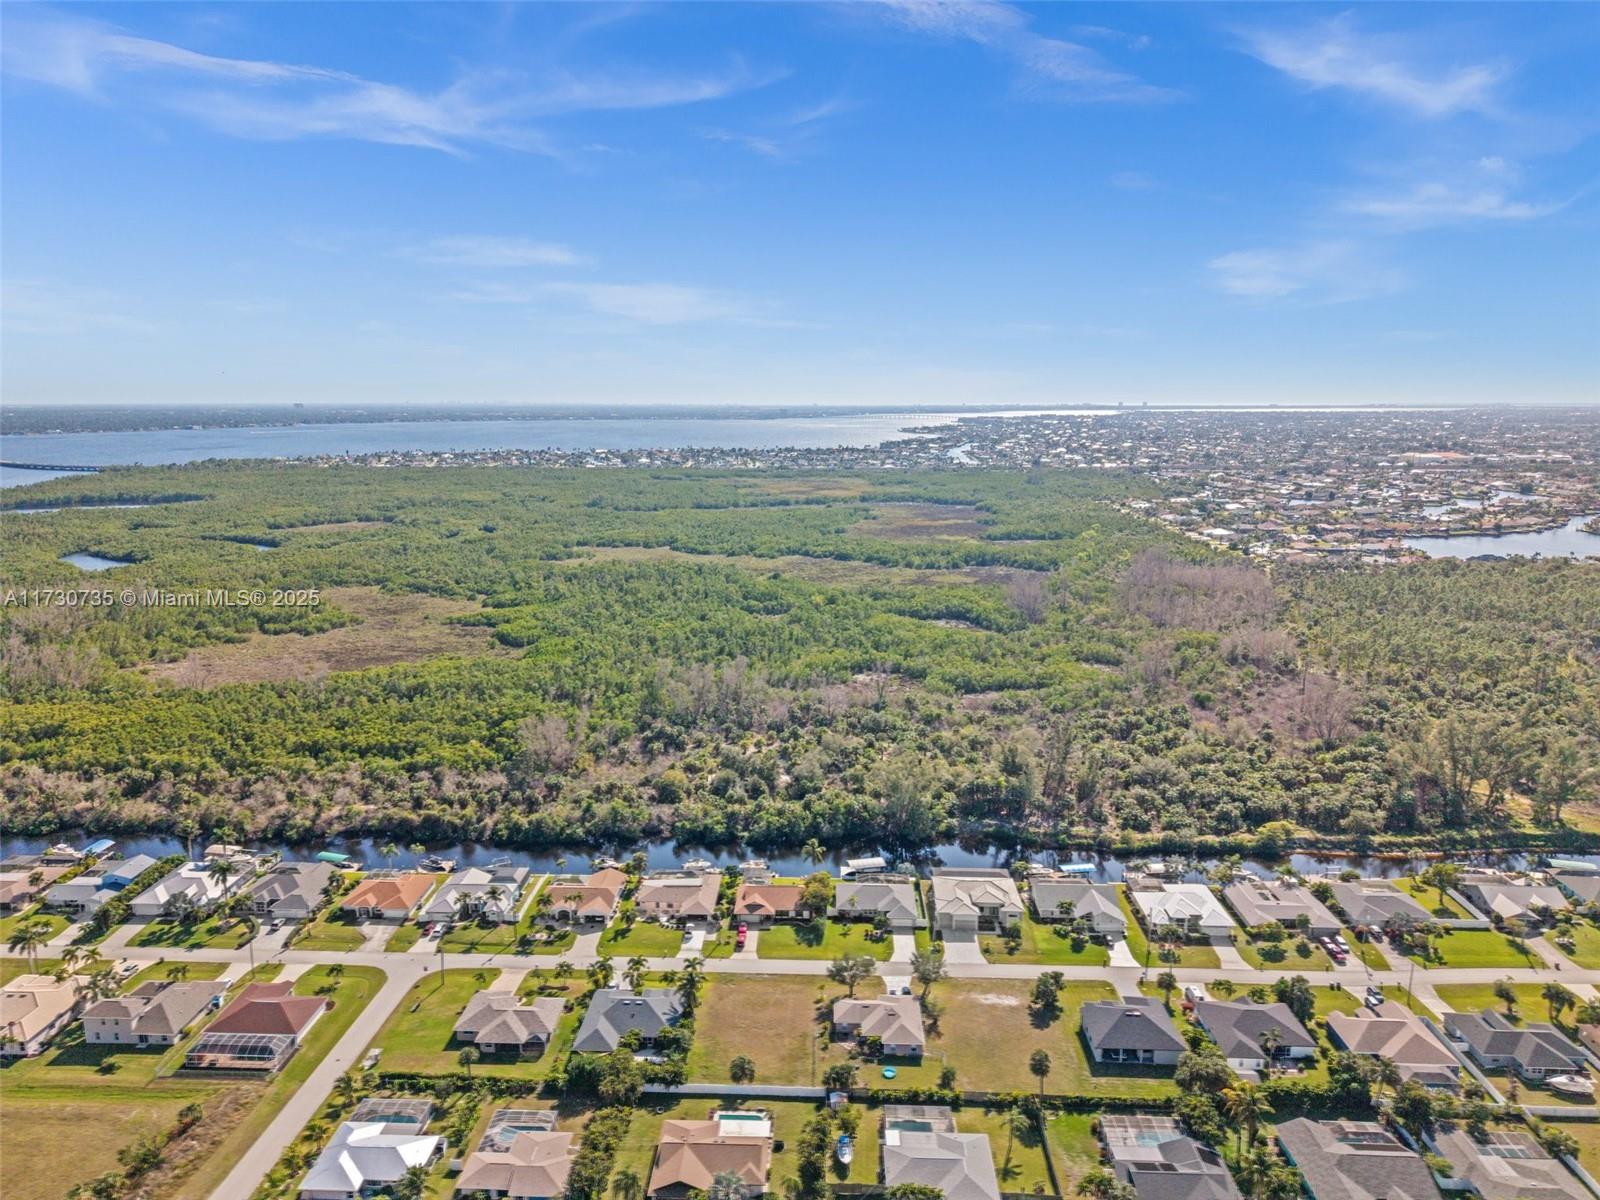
left=96, top=929, right=1592, bottom=1200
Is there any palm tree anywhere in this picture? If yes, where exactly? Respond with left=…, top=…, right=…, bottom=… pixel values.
left=625, top=955, right=649, bottom=991
left=709, top=1171, right=747, bottom=1200
left=911, top=947, right=948, bottom=1000
left=1002, top=1105, right=1032, bottom=1176
left=381, top=842, right=401, bottom=869
left=1374, top=1056, right=1402, bottom=1104
left=1233, top=1148, right=1270, bottom=1200
left=408, top=842, right=426, bottom=861
left=1209, top=978, right=1237, bottom=999
left=1492, top=977, right=1519, bottom=1018
left=207, top=857, right=237, bottom=915
left=334, top=1073, right=358, bottom=1106
left=484, top=884, right=506, bottom=921
left=1222, top=1083, right=1273, bottom=1152
left=1155, top=970, right=1178, bottom=1005
left=589, top=959, right=615, bottom=990
left=1258, top=1025, right=1284, bottom=1069
left=7, top=919, right=51, bottom=971
left=802, top=839, right=826, bottom=868
left=1543, top=981, right=1576, bottom=1024
left=1029, top=1049, right=1052, bottom=1096
left=555, top=958, right=573, bottom=979
left=677, top=957, right=704, bottom=1014
left=458, top=1046, right=480, bottom=1078
left=611, top=1167, right=643, bottom=1200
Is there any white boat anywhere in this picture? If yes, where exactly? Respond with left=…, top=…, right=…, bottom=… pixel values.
left=682, top=859, right=715, bottom=873
left=836, top=1135, right=854, bottom=1165
left=418, top=855, right=456, bottom=872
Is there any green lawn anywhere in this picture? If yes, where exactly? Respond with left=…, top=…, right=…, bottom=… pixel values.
left=1350, top=934, right=1390, bottom=970
left=384, top=924, right=423, bottom=952
left=1118, top=891, right=1221, bottom=969
left=1398, top=877, right=1473, bottom=918
left=0, top=955, right=62, bottom=983
left=130, top=914, right=256, bottom=950
left=757, top=919, right=892, bottom=961
left=597, top=920, right=686, bottom=957
left=1434, top=983, right=1570, bottom=1028
left=292, top=907, right=368, bottom=951
left=1402, top=928, right=1541, bottom=969
left=978, top=911, right=1111, bottom=966
left=1045, top=1111, right=1103, bottom=1192
left=966, top=1106, right=1054, bottom=1193
left=0, top=906, right=70, bottom=944
left=1237, top=935, right=1333, bottom=972
left=124, top=960, right=231, bottom=989
left=1547, top=920, right=1600, bottom=969
left=366, top=968, right=585, bottom=1078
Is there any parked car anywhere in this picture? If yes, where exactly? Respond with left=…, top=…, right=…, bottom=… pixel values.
left=735, top=923, right=748, bottom=950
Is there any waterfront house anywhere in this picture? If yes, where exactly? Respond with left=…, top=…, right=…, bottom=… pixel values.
left=1325, top=881, right=1430, bottom=931
left=128, top=861, right=232, bottom=918
left=44, top=854, right=157, bottom=916
left=1222, top=878, right=1341, bottom=937
left=242, top=861, right=338, bottom=922
left=830, top=879, right=922, bottom=931
left=543, top=868, right=625, bottom=925
left=633, top=873, right=721, bottom=924
left=732, top=882, right=807, bottom=926
left=1129, top=884, right=1236, bottom=939
left=420, top=863, right=532, bottom=925
left=929, top=869, right=1023, bottom=935
left=1029, top=879, right=1126, bottom=937
left=339, top=872, right=435, bottom=922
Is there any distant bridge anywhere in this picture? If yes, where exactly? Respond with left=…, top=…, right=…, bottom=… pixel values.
left=0, top=461, right=103, bottom=473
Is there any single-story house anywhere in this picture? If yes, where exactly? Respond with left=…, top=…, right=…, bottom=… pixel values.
left=731, top=883, right=807, bottom=926
left=44, top=854, right=158, bottom=916
left=833, top=995, right=927, bottom=1058
left=420, top=863, right=532, bottom=925
left=830, top=880, right=922, bottom=930
left=1325, top=881, right=1430, bottom=931
left=1552, top=872, right=1600, bottom=907
left=339, top=872, right=435, bottom=922
left=1029, top=880, right=1127, bottom=937
left=454, top=993, right=565, bottom=1056
left=242, top=861, right=338, bottom=922
left=1459, top=881, right=1570, bottom=927
left=648, top=1116, right=772, bottom=1200
left=1222, top=878, right=1342, bottom=937
left=185, top=981, right=329, bottom=1072
left=1099, top=1115, right=1241, bottom=1200
left=1426, top=1126, right=1587, bottom=1200
left=0, top=865, right=68, bottom=910
left=543, top=869, right=626, bottom=925
left=128, top=861, right=232, bottom=918
left=83, top=979, right=226, bottom=1046
left=1444, top=1010, right=1586, bottom=1081
left=0, top=973, right=85, bottom=1057
left=456, top=1128, right=578, bottom=1200
left=882, top=1107, right=1001, bottom=1200
left=1192, top=1000, right=1316, bottom=1072
left=633, top=873, right=721, bottom=924
left=1275, top=1119, right=1440, bottom=1200
left=1080, top=996, right=1186, bottom=1066
left=1129, top=884, right=1236, bottom=939
left=1324, top=1000, right=1460, bottom=1090
left=929, top=869, right=1024, bottom=935
left=298, top=1120, right=444, bottom=1200
left=571, top=988, right=681, bottom=1054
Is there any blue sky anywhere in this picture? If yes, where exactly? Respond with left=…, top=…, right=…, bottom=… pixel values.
left=2, top=1, right=1596, bottom=408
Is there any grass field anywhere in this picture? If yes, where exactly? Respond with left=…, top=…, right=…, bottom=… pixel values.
left=131, top=914, right=256, bottom=950
left=1398, top=877, right=1474, bottom=919
left=1402, top=928, right=1540, bottom=969
left=293, top=906, right=369, bottom=951
left=1118, top=892, right=1222, bottom=970
left=364, top=968, right=584, bottom=1079
left=978, top=911, right=1111, bottom=966
left=0, top=955, right=62, bottom=983
left=966, top=1105, right=1055, bottom=1193
left=757, top=919, right=893, bottom=961
left=1045, top=1111, right=1102, bottom=1192
left=1434, top=982, right=1570, bottom=1027
left=384, top=923, right=423, bottom=952
left=598, top=920, right=686, bottom=958
left=124, top=960, right=232, bottom=989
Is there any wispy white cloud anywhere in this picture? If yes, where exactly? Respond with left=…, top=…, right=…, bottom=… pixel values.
left=700, top=93, right=853, bottom=160
left=1207, top=240, right=1404, bottom=302
left=1241, top=13, right=1506, bottom=118
left=407, top=236, right=587, bottom=268
left=875, top=0, right=1176, bottom=104
left=1, top=11, right=773, bottom=154
left=701, top=128, right=785, bottom=158
left=1345, top=180, right=1561, bottom=227
left=541, top=282, right=760, bottom=325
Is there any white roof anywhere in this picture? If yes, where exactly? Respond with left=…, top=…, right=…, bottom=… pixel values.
left=1133, top=884, right=1235, bottom=929
left=299, top=1121, right=441, bottom=1194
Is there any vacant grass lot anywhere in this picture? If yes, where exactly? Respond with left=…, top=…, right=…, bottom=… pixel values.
left=131, top=914, right=256, bottom=950
left=978, top=911, right=1110, bottom=966
left=292, top=906, right=368, bottom=951
left=686, top=973, right=864, bottom=1086
left=757, top=919, right=893, bottom=961
left=1118, top=892, right=1221, bottom=969
left=1237, top=936, right=1333, bottom=971
left=365, top=968, right=584, bottom=1079
left=598, top=920, right=686, bottom=958
left=1435, top=983, right=1569, bottom=1027
left=1402, top=928, right=1540, bottom=969
left=124, top=960, right=231, bottom=989
left=1547, top=920, right=1600, bottom=969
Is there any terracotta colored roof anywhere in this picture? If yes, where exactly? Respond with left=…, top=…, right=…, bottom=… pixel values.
left=207, top=981, right=329, bottom=1036
left=341, top=874, right=434, bottom=912
left=733, top=884, right=805, bottom=918
left=648, top=1120, right=771, bottom=1195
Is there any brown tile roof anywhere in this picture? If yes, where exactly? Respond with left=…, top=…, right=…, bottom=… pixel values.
left=341, top=874, right=434, bottom=913
left=647, top=1120, right=771, bottom=1196
left=207, top=981, right=329, bottom=1036
left=733, top=884, right=805, bottom=919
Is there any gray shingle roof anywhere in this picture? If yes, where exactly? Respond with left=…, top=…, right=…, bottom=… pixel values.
left=1275, top=1119, right=1440, bottom=1200
left=571, top=988, right=680, bottom=1053
left=1081, top=997, right=1186, bottom=1054
left=1193, top=1000, right=1315, bottom=1060
left=1445, top=1010, right=1585, bottom=1074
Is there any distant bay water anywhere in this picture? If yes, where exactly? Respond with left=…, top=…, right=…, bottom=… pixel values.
left=0, top=409, right=1026, bottom=489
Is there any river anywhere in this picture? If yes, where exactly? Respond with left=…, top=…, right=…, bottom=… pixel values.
left=1404, top=513, right=1600, bottom=559
left=1, top=830, right=1578, bottom=884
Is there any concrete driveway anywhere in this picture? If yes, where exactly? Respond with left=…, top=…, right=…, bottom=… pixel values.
left=891, top=934, right=916, bottom=962
left=940, top=931, right=985, bottom=964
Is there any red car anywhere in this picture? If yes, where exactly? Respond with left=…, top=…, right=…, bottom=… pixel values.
left=735, top=923, right=748, bottom=950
